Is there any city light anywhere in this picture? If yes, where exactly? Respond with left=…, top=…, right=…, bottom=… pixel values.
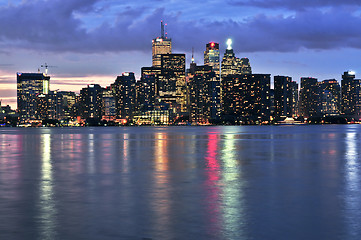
left=226, top=38, right=232, bottom=50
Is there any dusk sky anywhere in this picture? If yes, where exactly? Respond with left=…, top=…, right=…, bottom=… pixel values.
left=1, top=0, right=361, bottom=109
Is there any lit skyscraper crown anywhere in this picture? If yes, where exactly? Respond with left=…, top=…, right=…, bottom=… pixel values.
left=226, top=39, right=232, bottom=50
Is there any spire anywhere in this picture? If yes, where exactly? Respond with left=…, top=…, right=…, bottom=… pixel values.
left=161, top=20, right=165, bottom=38
left=191, top=47, right=195, bottom=63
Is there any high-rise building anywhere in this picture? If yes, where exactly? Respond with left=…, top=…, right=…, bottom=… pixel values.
left=112, top=72, right=136, bottom=120
left=221, top=39, right=251, bottom=77
left=160, top=53, right=187, bottom=113
left=79, top=84, right=104, bottom=120
left=319, top=79, right=341, bottom=116
left=341, top=71, right=361, bottom=117
left=58, top=91, right=77, bottom=119
left=102, top=87, right=116, bottom=120
left=204, top=42, right=220, bottom=76
left=188, top=64, right=221, bottom=123
left=299, top=77, right=319, bottom=118
left=274, top=76, right=298, bottom=118
left=37, top=91, right=63, bottom=120
left=152, top=21, right=172, bottom=67
left=17, top=72, right=50, bottom=123
left=136, top=74, right=157, bottom=112
left=221, top=73, right=270, bottom=123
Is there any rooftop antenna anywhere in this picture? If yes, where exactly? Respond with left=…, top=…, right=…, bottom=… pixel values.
left=161, top=20, right=165, bottom=38
left=40, top=63, right=57, bottom=76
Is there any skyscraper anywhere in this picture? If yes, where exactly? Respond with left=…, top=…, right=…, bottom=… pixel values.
left=152, top=21, right=172, bottom=67
left=17, top=72, right=50, bottom=123
left=79, top=84, right=104, bottom=120
left=160, top=53, right=187, bottom=113
left=221, top=39, right=251, bottom=77
left=112, top=72, right=136, bottom=120
left=299, top=77, right=319, bottom=118
left=204, top=42, right=220, bottom=76
left=319, top=79, right=341, bottom=115
left=341, top=71, right=361, bottom=117
left=221, top=73, right=270, bottom=124
left=274, top=75, right=298, bottom=118
left=188, top=64, right=221, bottom=123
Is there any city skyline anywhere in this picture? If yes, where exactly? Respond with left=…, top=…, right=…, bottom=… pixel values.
left=2, top=0, right=361, bottom=109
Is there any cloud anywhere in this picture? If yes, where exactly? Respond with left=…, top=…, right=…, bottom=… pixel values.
left=228, top=0, right=361, bottom=10
left=1, top=0, right=361, bottom=55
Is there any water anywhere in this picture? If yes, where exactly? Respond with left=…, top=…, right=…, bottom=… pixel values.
left=0, top=125, right=361, bottom=240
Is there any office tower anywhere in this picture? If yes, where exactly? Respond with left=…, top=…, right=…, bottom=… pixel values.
left=274, top=76, right=298, bottom=118
left=58, top=91, right=77, bottom=119
left=17, top=72, right=50, bottom=123
left=188, top=64, right=221, bottom=123
left=299, top=77, right=319, bottom=118
left=37, top=91, right=63, bottom=120
left=204, top=42, right=220, bottom=76
left=136, top=74, right=157, bottom=112
left=152, top=21, right=172, bottom=67
left=221, top=39, right=252, bottom=77
left=160, top=53, right=187, bottom=113
left=221, top=74, right=270, bottom=123
left=341, top=71, right=361, bottom=116
left=102, top=87, right=116, bottom=120
left=79, top=84, right=104, bottom=120
left=319, top=79, right=341, bottom=115
left=112, top=72, right=136, bottom=120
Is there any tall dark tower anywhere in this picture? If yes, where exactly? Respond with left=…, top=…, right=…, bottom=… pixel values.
left=152, top=21, right=172, bottom=67
left=274, top=76, right=298, bottom=118
left=299, top=77, right=319, bottom=118
left=341, top=71, right=361, bottom=117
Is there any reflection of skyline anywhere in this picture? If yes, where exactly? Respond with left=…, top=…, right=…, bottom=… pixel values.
left=151, top=131, right=172, bottom=238
left=204, top=132, right=221, bottom=236
left=344, top=129, right=361, bottom=238
left=39, top=131, right=56, bottom=240
left=221, top=133, right=246, bottom=239
left=2, top=126, right=361, bottom=239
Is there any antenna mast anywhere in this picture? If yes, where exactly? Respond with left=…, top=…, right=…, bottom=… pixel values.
left=161, top=20, right=165, bottom=38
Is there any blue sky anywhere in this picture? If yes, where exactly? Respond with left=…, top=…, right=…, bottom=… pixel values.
left=1, top=0, right=361, bottom=108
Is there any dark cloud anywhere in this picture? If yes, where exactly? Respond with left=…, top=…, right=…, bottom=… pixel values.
left=229, top=0, right=361, bottom=10
left=1, top=0, right=361, bottom=54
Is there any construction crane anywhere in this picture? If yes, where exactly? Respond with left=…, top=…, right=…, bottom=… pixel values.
left=40, top=63, right=57, bottom=75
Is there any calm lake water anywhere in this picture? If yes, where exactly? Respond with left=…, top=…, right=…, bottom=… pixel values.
left=0, top=125, right=361, bottom=240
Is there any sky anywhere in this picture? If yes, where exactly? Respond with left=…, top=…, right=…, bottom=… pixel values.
left=1, top=0, right=361, bottom=109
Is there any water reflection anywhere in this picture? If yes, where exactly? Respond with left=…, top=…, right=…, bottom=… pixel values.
left=204, top=132, right=221, bottom=236
left=221, top=133, right=246, bottom=239
left=39, top=131, right=56, bottom=240
left=88, top=133, right=95, bottom=174
left=149, top=132, right=172, bottom=238
left=344, top=129, right=361, bottom=238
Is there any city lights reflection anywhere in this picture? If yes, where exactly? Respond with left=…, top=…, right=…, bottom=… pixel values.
left=88, top=133, right=95, bottom=174
left=221, top=133, right=245, bottom=239
left=344, top=130, right=361, bottom=237
left=39, top=132, right=56, bottom=240
left=152, top=132, right=171, bottom=237
left=204, top=132, right=221, bottom=235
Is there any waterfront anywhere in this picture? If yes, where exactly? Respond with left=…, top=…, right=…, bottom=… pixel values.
left=0, top=125, right=361, bottom=240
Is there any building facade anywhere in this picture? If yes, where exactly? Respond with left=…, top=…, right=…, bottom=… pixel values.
left=274, top=75, right=298, bottom=118
left=17, top=72, right=50, bottom=123
left=299, top=77, right=319, bottom=118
